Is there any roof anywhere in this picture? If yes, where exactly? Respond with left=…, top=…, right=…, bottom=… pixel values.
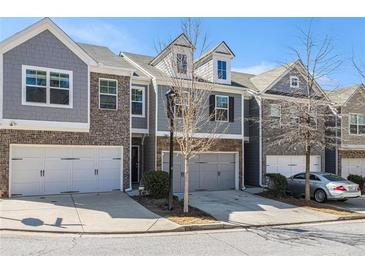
left=78, top=43, right=134, bottom=70
left=250, top=62, right=293, bottom=92
left=195, top=41, right=235, bottom=67
left=326, top=84, right=364, bottom=105
left=231, top=71, right=258, bottom=91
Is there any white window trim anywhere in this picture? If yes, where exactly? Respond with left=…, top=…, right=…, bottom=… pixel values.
left=269, top=104, right=281, bottom=127
left=131, top=86, right=145, bottom=118
left=99, top=78, right=118, bottom=110
left=217, top=60, right=227, bottom=80
left=22, top=65, right=73, bottom=109
left=290, top=76, right=299, bottom=88
left=215, top=95, right=229, bottom=122
left=349, top=113, right=365, bottom=136
left=174, top=91, right=189, bottom=119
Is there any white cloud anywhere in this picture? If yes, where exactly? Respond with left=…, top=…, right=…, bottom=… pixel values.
left=233, top=62, right=277, bottom=75
left=56, top=19, right=139, bottom=54
left=317, top=75, right=339, bottom=89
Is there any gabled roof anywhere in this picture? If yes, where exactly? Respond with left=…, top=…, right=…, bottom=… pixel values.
left=122, top=52, right=166, bottom=79
left=78, top=43, right=134, bottom=70
left=231, top=71, right=258, bottom=91
left=149, top=33, right=194, bottom=66
left=0, top=17, right=97, bottom=66
left=195, top=41, right=235, bottom=67
left=326, top=84, right=365, bottom=106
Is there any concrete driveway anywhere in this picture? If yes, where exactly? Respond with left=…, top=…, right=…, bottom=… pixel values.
left=189, top=190, right=339, bottom=226
left=327, top=195, right=365, bottom=214
left=0, top=192, right=180, bottom=233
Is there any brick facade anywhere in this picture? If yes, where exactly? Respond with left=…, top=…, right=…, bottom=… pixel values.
left=155, top=136, right=243, bottom=188
left=0, top=72, right=130, bottom=197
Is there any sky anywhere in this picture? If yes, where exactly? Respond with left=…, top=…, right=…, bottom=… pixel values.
left=1, top=17, right=365, bottom=89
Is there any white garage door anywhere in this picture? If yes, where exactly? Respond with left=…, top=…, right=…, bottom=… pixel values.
left=266, top=155, right=321, bottom=177
left=162, top=152, right=238, bottom=192
left=10, top=145, right=123, bottom=196
left=341, top=158, right=365, bottom=179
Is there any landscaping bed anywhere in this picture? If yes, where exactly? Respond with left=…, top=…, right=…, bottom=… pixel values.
left=257, top=191, right=364, bottom=217
left=132, top=196, right=218, bottom=225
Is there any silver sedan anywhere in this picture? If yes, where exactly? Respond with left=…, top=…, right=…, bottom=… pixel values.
left=287, top=172, right=361, bottom=203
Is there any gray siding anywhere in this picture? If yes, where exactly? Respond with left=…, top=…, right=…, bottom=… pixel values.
left=143, top=83, right=156, bottom=171
left=244, top=98, right=260, bottom=186
left=244, top=99, right=250, bottom=137
left=157, top=85, right=242, bottom=135
left=131, top=84, right=148, bottom=129
left=3, top=30, right=88, bottom=123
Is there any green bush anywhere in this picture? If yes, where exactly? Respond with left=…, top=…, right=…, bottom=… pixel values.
left=347, top=174, right=365, bottom=192
left=142, top=170, right=169, bottom=199
left=266, top=173, right=288, bottom=198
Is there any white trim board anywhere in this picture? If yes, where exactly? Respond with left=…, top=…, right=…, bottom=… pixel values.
left=131, top=85, right=146, bottom=118
left=131, top=128, right=149, bottom=134
left=156, top=131, right=243, bottom=140
left=0, top=119, right=89, bottom=132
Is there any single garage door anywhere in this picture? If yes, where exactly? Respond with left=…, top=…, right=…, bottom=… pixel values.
left=342, top=158, right=365, bottom=178
left=10, top=145, right=123, bottom=196
left=162, top=152, right=237, bottom=192
left=266, top=155, right=321, bottom=177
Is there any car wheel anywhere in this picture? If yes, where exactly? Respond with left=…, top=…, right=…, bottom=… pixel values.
left=314, top=189, right=327, bottom=203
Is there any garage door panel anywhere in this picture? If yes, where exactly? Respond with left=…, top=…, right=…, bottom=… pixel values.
left=12, top=146, right=43, bottom=158
left=267, top=155, right=322, bottom=177
left=342, top=158, right=365, bottom=178
left=99, top=147, right=121, bottom=158
left=44, top=147, right=73, bottom=158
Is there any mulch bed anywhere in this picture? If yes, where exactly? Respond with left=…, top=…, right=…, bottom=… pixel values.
left=258, top=191, right=363, bottom=217
left=132, top=195, right=218, bottom=225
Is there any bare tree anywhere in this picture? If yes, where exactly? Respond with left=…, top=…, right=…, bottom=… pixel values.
left=262, top=23, right=342, bottom=201
left=158, top=19, right=229, bottom=212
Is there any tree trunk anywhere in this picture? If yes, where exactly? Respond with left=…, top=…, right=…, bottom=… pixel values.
left=305, top=145, right=311, bottom=201
left=183, top=158, right=189, bottom=213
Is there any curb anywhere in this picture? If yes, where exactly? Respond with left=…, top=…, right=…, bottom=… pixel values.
left=1, top=215, right=364, bottom=235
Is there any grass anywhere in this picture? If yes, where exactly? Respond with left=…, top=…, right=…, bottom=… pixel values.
left=258, top=191, right=363, bottom=217
left=133, top=195, right=218, bottom=225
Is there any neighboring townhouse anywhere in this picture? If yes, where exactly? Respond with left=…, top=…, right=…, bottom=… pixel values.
left=327, top=84, right=365, bottom=178
left=232, top=61, right=333, bottom=187
left=0, top=18, right=134, bottom=197
left=122, top=35, right=252, bottom=192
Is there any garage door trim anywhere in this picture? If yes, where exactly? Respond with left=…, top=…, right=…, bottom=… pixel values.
left=9, top=144, right=124, bottom=197
left=161, top=150, right=239, bottom=191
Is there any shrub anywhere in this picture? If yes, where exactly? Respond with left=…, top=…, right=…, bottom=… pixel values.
left=142, top=170, right=169, bottom=199
left=347, top=174, right=365, bottom=193
left=266, top=173, right=288, bottom=198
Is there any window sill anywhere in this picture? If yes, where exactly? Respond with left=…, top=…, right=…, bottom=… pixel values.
left=22, top=102, right=73, bottom=109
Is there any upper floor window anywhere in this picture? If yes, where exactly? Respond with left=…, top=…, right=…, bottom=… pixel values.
left=217, top=60, right=227, bottom=80
left=22, top=65, right=72, bottom=108
left=290, top=76, right=299, bottom=88
left=132, top=86, right=145, bottom=117
left=215, top=95, right=229, bottom=121
left=270, top=104, right=281, bottom=127
left=174, top=91, right=189, bottom=118
left=99, top=79, right=117, bottom=110
left=177, top=53, right=187, bottom=74
left=350, top=113, right=365, bottom=135
left=290, top=107, right=299, bottom=127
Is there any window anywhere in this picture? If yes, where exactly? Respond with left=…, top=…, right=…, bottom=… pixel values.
left=22, top=65, right=72, bottom=107
left=290, top=107, right=299, bottom=127
left=293, top=173, right=305, bottom=179
left=174, top=91, right=189, bottom=118
left=310, top=110, right=318, bottom=129
left=215, top=95, right=229, bottom=121
left=322, top=174, right=346, bottom=182
left=290, top=76, right=299, bottom=88
left=217, top=60, right=227, bottom=80
left=131, top=86, right=145, bottom=117
left=270, top=104, right=281, bottom=127
left=350, top=113, right=365, bottom=135
left=99, top=79, right=117, bottom=110
left=176, top=53, right=187, bottom=74
left=310, top=174, right=321, bottom=181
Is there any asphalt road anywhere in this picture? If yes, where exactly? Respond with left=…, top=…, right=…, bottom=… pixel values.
left=1, top=220, right=365, bottom=255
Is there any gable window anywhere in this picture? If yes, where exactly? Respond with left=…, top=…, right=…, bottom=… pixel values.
left=22, top=65, right=72, bottom=108
left=270, top=104, right=281, bottom=127
left=99, top=79, right=117, bottom=110
left=215, top=95, right=229, bottom=121
left=132, top=86, right=145, bottom=117
left=350, top=114, right=365, bottom=135
left=176, top=53, right=187, bottom=74
left=290, top=76, right=299, bottom=88
left=217, top=60, right=227, bottom=80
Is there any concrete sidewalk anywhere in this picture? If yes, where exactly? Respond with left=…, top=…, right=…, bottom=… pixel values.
left=189, top=190, right=341, bottom=226
left=0, top=192, right=181, bottom=233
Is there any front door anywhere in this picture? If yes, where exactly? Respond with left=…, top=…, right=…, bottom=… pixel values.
left=132, top=146, right=139, bottom=183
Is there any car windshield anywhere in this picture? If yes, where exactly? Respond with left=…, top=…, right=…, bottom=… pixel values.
left=322, top=174, right=346, bottom=182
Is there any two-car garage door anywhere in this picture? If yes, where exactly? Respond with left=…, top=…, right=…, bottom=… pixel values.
left=10, top=145, right=123, bottom=196
left=162, top=152, right=238, bottom=192
left=266, top=155, right=321, bottom=177
left=341, top=158, right=365, bottom=179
